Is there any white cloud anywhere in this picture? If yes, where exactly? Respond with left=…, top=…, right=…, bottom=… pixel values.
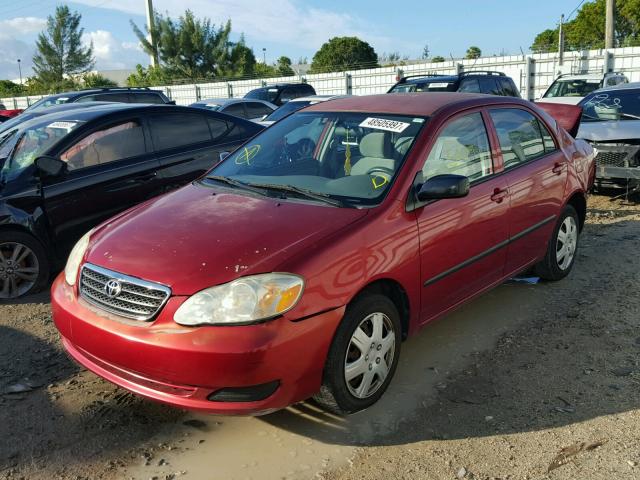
left=0, top=17, right=47, bottom=35
left=83, top=30, right=148, bottom=70
left=71, top=0, right=405, bottom=55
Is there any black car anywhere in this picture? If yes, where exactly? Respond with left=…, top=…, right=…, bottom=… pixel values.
left=23, top=87, right=174, bottom=112
left=388, top=71, right=520, bottom=97
left=0, top=104, right=262, bottom=298
left=244, top=83, right=316, bottom=106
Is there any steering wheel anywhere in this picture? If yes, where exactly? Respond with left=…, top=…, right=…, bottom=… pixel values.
left=293, top=138, right=316, bottom=160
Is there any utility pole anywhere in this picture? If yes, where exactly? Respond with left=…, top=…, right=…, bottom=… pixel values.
left=17, top=59, right=22, bottom=85
left=605, top=0, right=615, bottom=49
left=558, top=14, right=565, bottom=66
left=145, top=0, right=159, bottom=67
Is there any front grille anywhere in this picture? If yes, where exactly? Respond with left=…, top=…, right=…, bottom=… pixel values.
left=79, top=263, right=171, bottom=321
left=593, top=143, right=640, bottom=168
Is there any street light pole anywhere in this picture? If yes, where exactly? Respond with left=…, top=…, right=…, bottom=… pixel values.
left=262, top=48, right=266, bottom=64
left=17, top=59, right=22, bottom=85
left=145, top=0, right=159, bottom=67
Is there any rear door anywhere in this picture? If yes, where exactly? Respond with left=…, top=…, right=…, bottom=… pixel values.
left=486, top=107, right=568, bottom=275
left=42, top=117, right=160, bottom=257
left=416, top=110, right=510, bottom=323
left=149, top=111, right=255, bottom=192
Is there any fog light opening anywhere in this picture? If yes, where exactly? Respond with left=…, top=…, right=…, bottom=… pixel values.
left=207, top=380, right=280, bottom=402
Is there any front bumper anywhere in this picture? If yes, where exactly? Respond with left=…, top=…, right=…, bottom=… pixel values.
left=592, top=143, right=640, bottom=181
left=51, top=274, right=344, bottom=415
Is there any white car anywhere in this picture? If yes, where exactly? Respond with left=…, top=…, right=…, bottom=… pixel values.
left=540, top=72, right=628, bottom=105
left=258, top=95, right=350, bottom=127
left=190, top=98, right=277, bottom=122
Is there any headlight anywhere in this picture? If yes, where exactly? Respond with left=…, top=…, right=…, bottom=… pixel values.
left=174, top=273, right=304, bottom=326
left=64, top=229, right=93, bottom=286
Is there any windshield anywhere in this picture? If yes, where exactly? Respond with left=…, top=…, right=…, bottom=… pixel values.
left=245, top=87, right=279, bottom=103
left=208, top=111, right=427, bottom=207
left=544, top=79, right=601, bottom=98
left=390, top=80, right=456, bottom=93
left=580, top=91, right=640, bottom=122
left=0, top=120, right=82, bottom=182
left=264, top=101, right=313, bottom=122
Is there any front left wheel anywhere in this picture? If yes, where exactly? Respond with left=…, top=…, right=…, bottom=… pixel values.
left=313, top=293, right=401, bottom=414
left=0, top=231, right=50, bottom=299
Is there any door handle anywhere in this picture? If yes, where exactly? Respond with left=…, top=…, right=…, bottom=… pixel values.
left=490, top=187, right=509, bottom=203
left=552, top=161, right=566, bottom=175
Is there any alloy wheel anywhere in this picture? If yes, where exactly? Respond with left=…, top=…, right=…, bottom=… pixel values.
left=0, top=242, right=40, bottom=299
left=344, top=312, right=396, bottom=399
left=556, top=216, right=578, bottom=271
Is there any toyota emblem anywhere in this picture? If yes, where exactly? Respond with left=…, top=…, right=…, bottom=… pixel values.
left=104, top=279, right=122, bottom=298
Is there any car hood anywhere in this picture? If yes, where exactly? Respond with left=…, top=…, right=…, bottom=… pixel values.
left=578, top=120, right=640, bottom=142
left=86, top=182, right=368, bottom=295
left=537, top=97, right=583, bottom=105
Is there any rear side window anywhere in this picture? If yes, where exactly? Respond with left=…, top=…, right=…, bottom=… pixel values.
left=459, top=78, right=481, bottom=93
left=130, top=92, right=166, bottom=104
left=61, top=120, right=146, bottom=171
left=245, top=102, right=273, bottom=119
left=77, top=93, right=130, bottom=103
left=223, top=103, right=248, bottom=118
left=207, top=118, right=231, bottom=140
left=281, top=85, right=313, bottom=102
left=489, top=109, right=546, bottom=169
left=422, top=112, right=493, bottom=183
left=149, top=113, right=211, bottom=150
left=478, top=78, right=501, bottom=95
left=499, top=78, right=519, bottom=97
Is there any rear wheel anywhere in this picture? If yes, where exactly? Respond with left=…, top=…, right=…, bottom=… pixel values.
left=313, top=294, right=401, bottom=414
left=534, top=205, right=579, bottom=281
left=0, top=231, right=50, bottom=299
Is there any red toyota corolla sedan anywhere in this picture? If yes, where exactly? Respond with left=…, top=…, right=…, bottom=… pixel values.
left=52, top=94, right=595, bottom=415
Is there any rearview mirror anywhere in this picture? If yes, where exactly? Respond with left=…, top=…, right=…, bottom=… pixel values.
left=35, top=156, right=66, bottom=178
left=416, top=174, right=470, bottom=201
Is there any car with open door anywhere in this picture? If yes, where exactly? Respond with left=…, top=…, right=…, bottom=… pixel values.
left=0, top=103, right=262, bottom=299
left=51, top=93, right=594, bottom=416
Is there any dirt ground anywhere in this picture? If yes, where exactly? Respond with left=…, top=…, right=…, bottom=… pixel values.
left=0, top=192, right=639, bottom=480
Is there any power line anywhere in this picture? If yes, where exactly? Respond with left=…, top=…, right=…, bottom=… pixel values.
left=566, top=0, right=586, bottom=22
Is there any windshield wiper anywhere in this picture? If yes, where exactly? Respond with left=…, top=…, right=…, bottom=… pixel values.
left=205, top=175, right=269, bottom=196
left=620, top=112, right=640, bottom=120
left=245, top=182, right=349, bottom=207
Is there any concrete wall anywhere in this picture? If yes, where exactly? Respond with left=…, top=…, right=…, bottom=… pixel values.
left=5, top=46, right=640, bottom=109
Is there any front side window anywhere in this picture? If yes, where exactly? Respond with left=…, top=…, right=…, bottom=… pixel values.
left=479, top=78, right=501, bottom=95
left=245, top=88, right=279, bottom=103
left=580, top=90, right=640, bottom=122
left=209, top=111, right=427, bottom=206
left=149, top=113, right=211, bottom=150
left=0, top=120, right=83, bottom=182
left=489, top=109, right=546, bottom=169
left=60, top=120, right=146, bottom=170
left=459, top=78, right=481, bottom=93
left=422, top=112, right=493, bottom=183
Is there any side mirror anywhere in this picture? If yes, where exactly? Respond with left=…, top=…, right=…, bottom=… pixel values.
left=219, top=151, right=230, bottom=162
left=35, top=156, right=66, bottom=178
left=416, top=174, right=470, bottom=201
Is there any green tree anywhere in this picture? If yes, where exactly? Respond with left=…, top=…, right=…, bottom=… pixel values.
left=276, top=56, right=294, bottom=76
left=0, top=80, right=27, bottom=97
left=32, top=6, right=94, bottom=89
left=126, top=64, right=172, bottom=87
left=82, top=73, right=118, bottom=88
left=465, top=46, right=482, bottom=59
left=310, top=36, right=378, bottom=73
left=531, top=0, right=640, bottom=52
left=132, top=10, right=255, bottom=81
left=254, top=62, right=278, bottom=78
left=431, top=56, right=445, bottom=63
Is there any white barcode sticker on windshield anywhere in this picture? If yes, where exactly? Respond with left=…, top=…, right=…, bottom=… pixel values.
left=47, top=121, right=78, bottom=130
left=359, top=117, right=410, bottom=133
left=427, top=82, right=451, bottom=88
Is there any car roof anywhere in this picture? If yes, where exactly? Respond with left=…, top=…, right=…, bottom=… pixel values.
left=303, top=92, right=528, bottom=117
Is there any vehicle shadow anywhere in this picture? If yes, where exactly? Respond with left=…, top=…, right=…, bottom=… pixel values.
left=0, top=324, right=183, bottom=475
left=260, top=218, right=640, bottom=447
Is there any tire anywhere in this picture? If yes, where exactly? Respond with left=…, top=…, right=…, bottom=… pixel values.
left=0, top=231, right=50, bottom=299
left=313, top=293, right=402, bottom=414
left=534, top=205, right=580, bottom=282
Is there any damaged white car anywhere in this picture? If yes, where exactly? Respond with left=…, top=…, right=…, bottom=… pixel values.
left=577, top=83, right=640, bottom=191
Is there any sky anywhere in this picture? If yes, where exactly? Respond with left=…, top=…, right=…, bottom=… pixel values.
left=0, top=0, right=584, bottom=80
